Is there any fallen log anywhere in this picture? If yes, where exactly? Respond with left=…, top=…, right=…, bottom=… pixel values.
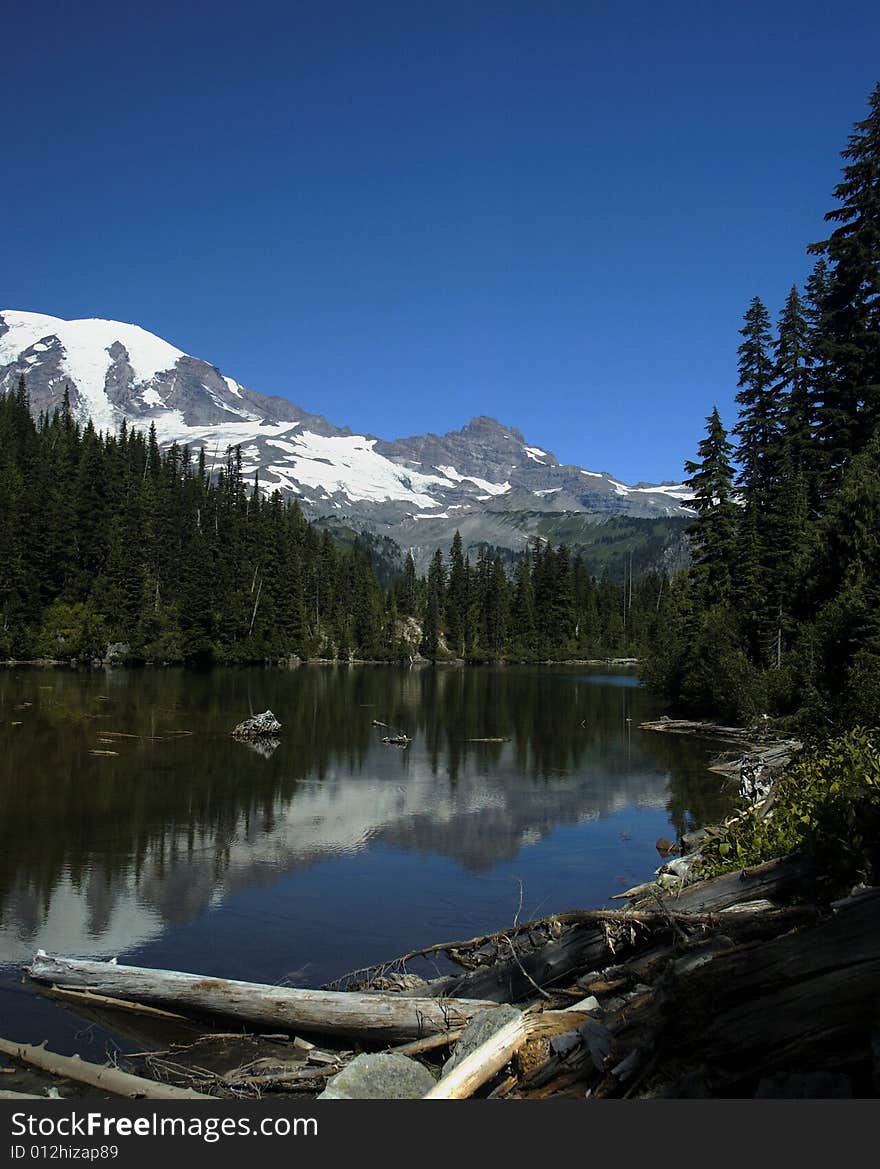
left=539, top=887, right=880, bottom=1098
left=336, top=907, right=726, bottom=990
left=612, top=854, right=815, bottom=911
left=0, top=1038, right=213, bottom=1100
left=661, top=886, right=880, bottom=1091
left=652, top=855, right=815, bottom=912
left=424, top=1014, right=531, bottom=1099
left=423, top=1011, right=590, bottom=1100
left=639, top=718, right=763, bottom=744
left=26, top=953, right=501, bottom=1043
left=388, top=1029, right=465, bottom=1057
left=416, top=921, right=613, bottom=1002
left=413, top=860, right=813, bottom=1003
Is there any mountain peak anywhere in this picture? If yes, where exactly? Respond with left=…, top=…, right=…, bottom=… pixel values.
left=458, top=415, right=526, bottom=444
left=0, top=308, right=692, bottom=565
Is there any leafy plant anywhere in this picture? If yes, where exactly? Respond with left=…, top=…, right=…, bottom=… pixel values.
left=702, top=729, right=880, bottom=887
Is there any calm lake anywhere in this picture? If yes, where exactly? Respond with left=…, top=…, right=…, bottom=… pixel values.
left=0, top=665, right=736, bottom=1055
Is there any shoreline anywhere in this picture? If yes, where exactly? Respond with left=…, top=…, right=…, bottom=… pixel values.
left=7, top=714, right=863, bottom=1100
left=0, top=655, right=641, bottom=670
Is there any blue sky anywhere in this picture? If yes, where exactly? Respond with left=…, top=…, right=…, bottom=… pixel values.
left=3, top=1, right=878, bottom=482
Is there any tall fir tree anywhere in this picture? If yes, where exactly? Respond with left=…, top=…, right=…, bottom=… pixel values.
left=445, top=531, right=468, bottom=657
left=421, top=549, right=446, bottom=657
left=733, top=296, right=779, bottom=510
left=682, top=407, right=738, bottom=604
left=807, top=81, right=880, bottom=476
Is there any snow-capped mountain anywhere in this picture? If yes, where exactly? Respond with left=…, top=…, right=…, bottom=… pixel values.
left=0, top=309, right=693, bottom=561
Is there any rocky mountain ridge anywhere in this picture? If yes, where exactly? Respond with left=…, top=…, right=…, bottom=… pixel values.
left=0, top=309, right=693, bottom=567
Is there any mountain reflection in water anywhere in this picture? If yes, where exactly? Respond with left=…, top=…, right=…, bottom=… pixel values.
left=0, top=665, right=735, bottom=1048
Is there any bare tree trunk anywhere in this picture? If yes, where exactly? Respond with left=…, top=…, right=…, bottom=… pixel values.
left=27, top=954, right=501, bottom=1043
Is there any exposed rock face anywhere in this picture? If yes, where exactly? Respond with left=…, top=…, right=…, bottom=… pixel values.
left=317, top=1052, right=437, bottom=1099
left=0, top=309, right=694, bottom=569
left=231, top=711, right=282, bottom=739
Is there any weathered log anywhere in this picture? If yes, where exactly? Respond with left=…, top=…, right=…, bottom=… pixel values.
left=655, top=855, right=815, bottom=912
left=424, top=1015, right=531, bottom=1099
left=27, top=953, right=501, bottom=1043
left=572, top=888, right=880, bottom=1097
left=416, top=922, right=613, bottom=1002
left=639, top=718, right=762, bottom=744
left=423, top=1011, right=589, bottom=1100
left=334, top=903, right=787, bottom=991
left=665, top=887, right=880, bottom=1088
left=0, top=1038, right=213, bottom=1100
left=388, top=1029, right=465, bottom=1057
left=414, top=860, right=813, bottom=1003
left=613, top=854, right=814, bottom=910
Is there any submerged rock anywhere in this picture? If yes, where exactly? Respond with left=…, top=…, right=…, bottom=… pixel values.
left=231, top=710, right=282, bottom=739
left=317, top=1053, right=436, bottom=1100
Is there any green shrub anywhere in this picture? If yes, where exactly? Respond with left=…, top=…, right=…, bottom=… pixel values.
left=34, top=600, right=107, bottom=661
left=701, top=728, right=880, bottom=887
left=677, top=605, right=766, bottom=723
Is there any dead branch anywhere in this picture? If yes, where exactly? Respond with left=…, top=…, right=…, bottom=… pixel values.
left=0, top=1038, right=213, bottom=1100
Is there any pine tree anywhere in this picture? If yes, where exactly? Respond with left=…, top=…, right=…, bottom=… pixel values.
left=445, top=531, right=468, bottom=656
left=683, top=408, right=738, bottom=604
left=510, top=552, right=535, bottom=655
left=758, top=285, right=818, bottom=661
left=484, top=556, right=509, bottom=657
left=802, top=258, right=834, bottom=504
left=807, top=82, right=880, bottom=474
left=399, top=551, right=417, bottom=617
left=775, top=286, right=816, bottom=467
left=421, top=549, right=446, bottom=657
left=733, top=297, right=778, bottom=510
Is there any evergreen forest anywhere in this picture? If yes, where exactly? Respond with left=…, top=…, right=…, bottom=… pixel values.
left=644, top=82, right=880, bottom=731
left=1, top=83, right=879, bottom=736
left=0, top=389, right=653, bottom=667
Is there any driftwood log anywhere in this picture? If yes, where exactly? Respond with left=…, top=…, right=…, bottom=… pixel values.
left=423, top=1010, right=591, bottom=1100
left=644, top=886, right=880, bottom=1094
left=411, top=856, right=814, bottom=1003
left=638, top=718, right=799, bottom=747
left=512, top=887, right=880, bottom=1098
left=0, top=1038, right=212, bottom=1100
left=26, top=953, right=501, bottom=1043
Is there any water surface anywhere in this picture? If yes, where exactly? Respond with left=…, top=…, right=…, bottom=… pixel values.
left=0, top=665, right=735, bottom=1053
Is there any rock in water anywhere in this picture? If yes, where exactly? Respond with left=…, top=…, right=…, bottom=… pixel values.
left=231, top=710, right=282, bottom=739
left=317, top=1053, right=437, bottom=1100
